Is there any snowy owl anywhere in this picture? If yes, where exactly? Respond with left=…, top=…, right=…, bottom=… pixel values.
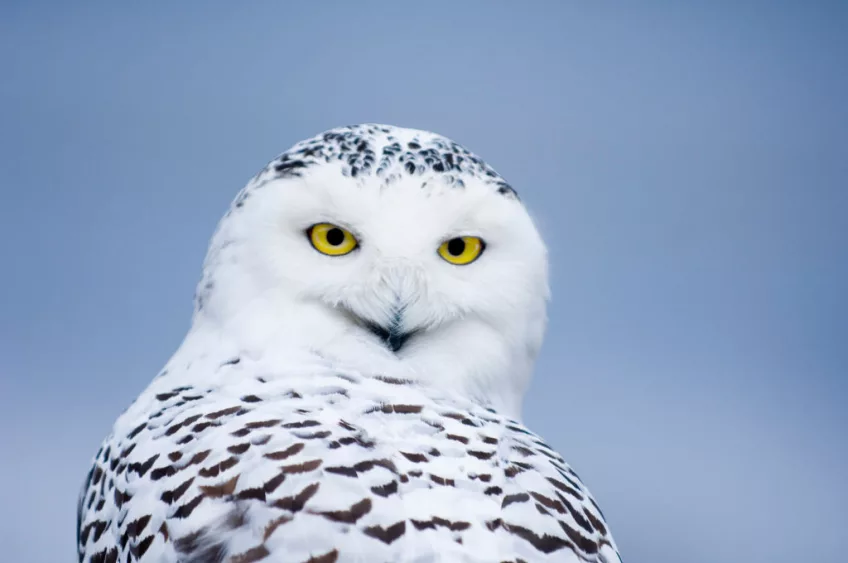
left=77, top=124, right=621, bottom=563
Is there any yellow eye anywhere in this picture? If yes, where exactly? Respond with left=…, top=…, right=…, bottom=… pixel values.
left=308, top=223, right=358, bottom=256
left=438, top=236, right=485, bottom=265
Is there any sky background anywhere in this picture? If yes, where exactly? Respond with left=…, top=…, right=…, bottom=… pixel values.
left=1, top=2, right=846, bottom=562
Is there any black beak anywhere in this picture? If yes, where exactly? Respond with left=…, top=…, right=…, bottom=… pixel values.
left=365, top=321, right=413, bottom=353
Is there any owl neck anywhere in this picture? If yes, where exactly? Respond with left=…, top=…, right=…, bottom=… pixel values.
left=176, top=288, right=538, bottom=420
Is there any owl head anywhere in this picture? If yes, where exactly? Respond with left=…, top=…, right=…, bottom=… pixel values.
left=190, top=124, right=549, bottom=416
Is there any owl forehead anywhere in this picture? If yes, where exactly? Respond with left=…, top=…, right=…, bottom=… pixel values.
left=245, top=124, right=518, bottom=200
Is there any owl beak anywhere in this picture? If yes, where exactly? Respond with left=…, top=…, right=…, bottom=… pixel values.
left=365, top=321, right=413, bottom=353
left=362, top=306, right=416, bottom=353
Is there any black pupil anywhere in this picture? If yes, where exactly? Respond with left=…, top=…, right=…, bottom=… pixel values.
left=447, top=238, right=466, bottom=256
left=326, top=228, right=345, bottom=246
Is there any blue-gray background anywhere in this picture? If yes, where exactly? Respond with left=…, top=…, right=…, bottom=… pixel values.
left=1, top=2, right=846, bottom=562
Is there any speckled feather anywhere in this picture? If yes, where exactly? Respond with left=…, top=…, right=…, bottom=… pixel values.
left=77, top=125, right=621, bottom=563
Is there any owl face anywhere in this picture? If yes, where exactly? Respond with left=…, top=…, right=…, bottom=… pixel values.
left=194, top=125, right=549, bottom=415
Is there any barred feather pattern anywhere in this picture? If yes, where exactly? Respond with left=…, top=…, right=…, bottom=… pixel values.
left=78, top=357, right=620, bottom=563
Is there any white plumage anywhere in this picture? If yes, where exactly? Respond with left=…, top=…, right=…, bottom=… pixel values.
left=77, top=124, right=621, bottom=562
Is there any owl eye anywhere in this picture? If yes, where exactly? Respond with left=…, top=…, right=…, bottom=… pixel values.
left=438, top=236, right=485, bottom=265
left=307, top=223, right=358, bottom=256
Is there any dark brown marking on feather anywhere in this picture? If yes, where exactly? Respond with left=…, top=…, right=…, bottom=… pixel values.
left=583, top=506, right=606, bottom=535
left=325, top=465, right=358, bottom=477
left=555, top=468, right=585, bottom=492
left=228, top=442, right=250, bottom=454
left=173, top=527, right=224, bottom=559
left=206, top=406, right=243, bottom=419
left=446, top=433, right=469, bottom=444
left=429, top=474, right=455, bottom=486
left=161, top=477, right=194, bottom=504
left=372, top=375, right=412, bottom=385
left=198, top=456, right=239, bottom=478
left=370, top=403, right=423, bottom=414
left=363, top=520, right=406, bottom=544
left=467, top=449, right=495, bottom=460
left=150, top=465, right=177, bottom=481
left=531, top=491, right=566, bottom=513
left=411, top=517, right=471, bottom=531
left=281, top=459, right=322, bottom=474
left=263, top=471, right=286, bottom=494
left=231, top=428, right=251, bottom=438
left=264, top=443, right=305, bottom=461
left=513, top=445, right=535, bottom=457
left=370, top=480, right=398, bottom=497
left=246, top=419, right=281, bottom=429
left=303, top=550, right=338, bottom=563
left=173, top=493, right=204, bottom=519
left=274, top=482, right=320, bottom=512
left=191, top=421, right=221, bottom=433
left=506, top=424, right=534, bottom=436
left=292, top=430, right=331, bottom=439
left=557, top=521, right=599, bottom=554
left=263, top=514, right=293, bottom=540
left=505, top=465, right=524, bottom=478
left=537, top=448, right=562, bottom=461
left=113, top=488, right=131, bottom=508
left=200, top=474, right=240, bottom=498
left=125, top=515, right=151, bottom=539
left=338, top=435, right=376, bottom=448
left=133, top=535, right=154, bottom=558
left=557, top=491, right=595, bottom=534
left=503, top=523, right=572, bottom=554
left=91, top=547, right=118, bottom=563
left=316, top=498, right=372, bottom=523
left=231, top=545, right=271, bottom=563
left=485, top=486, right=503, bottom=495
left=182, top=414, right=203, bottom=426
left=168, top=451, right=182, bottom=462
left=128, top=454, right=159, bottom=478
left=535, top=503, right=551, bottom=515
left=400, top=451, right=427, bottom=463
left=338, top=420, right=357, bottom=431
left=482, top=435, right=498, bottom=445
left=502, top=493, right=530, bottom=508
left=282, top=419, right=321, bottom=429
left=183, top=449, right=211, bottom=468
left=241, top=395, right=263, bottom=403
left=547, top=477, right=584, bottom=500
